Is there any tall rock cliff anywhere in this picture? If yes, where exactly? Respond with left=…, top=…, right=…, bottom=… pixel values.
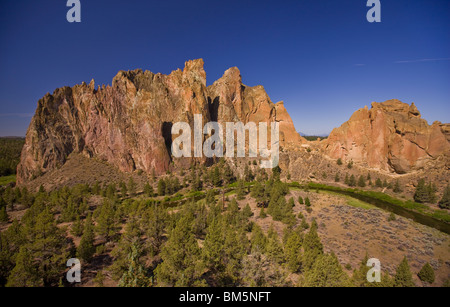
left=323, top=99, right=450, bottom=173
left=17, top=59, right=304, bottom=184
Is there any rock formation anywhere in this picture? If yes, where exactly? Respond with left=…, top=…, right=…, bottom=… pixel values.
left=323, top=99, right=450, bottom=173
left=17, top=59, right=304, bottom=184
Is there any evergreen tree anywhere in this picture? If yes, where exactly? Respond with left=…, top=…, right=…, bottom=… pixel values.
left=155, top=216, right=205, bottom=286
left=347, top=161, right=353, bottom=169
left=240, top=251, right=288, bottom=287
left=334, top=173, right=340, bottom=182
left=128, top=177, right=136, bottom=197
left=118, top=243, right=150, bottom=287
left=266, top=227, right=284, bottom=264
left=96, top=200, right=116, bottom=242
left=20, top=187, right=33, bottom=207
left=5, top=247, right=39, bottom=287
left=348, top=175, right=357, bottom=187
left=302, top=223, right=323, bottom=271
left=300, top=218, right=309, bottom=231
left=393, top=257, right=415, bottom=287
left=213, top=166, right=222, bottom=187
left=27, top=208, right=69, bottom=286
left=298, top=196, right=304, bottom=205
left=205, top=189, right=216, bottom=206
left=202, top=217, right=225, bottom=272
left=414, top=179, right=437, bottom=204
left=223, top=163, right=235, bottom=185
left=0, top=204, right=8, bottom=223
left=236, top=179, right=246, bottom=200
left=351, top=254, right=393, bottom=287
left=357, top=176, right=366, bottom=188
left=242, top=204, right=253, bottom=220
left=337, top=158, right=343, bottom=166
left=157, top=179, right=166, bottom=196
left=417, top=262, right=435, bottom=285
left=439, top=185, right=450, bottom=209
left=393, top=180, right=402, bottom=193
left=221, top=226, right=249, bottom=286
left=92, top=181, right=101, bottom=195
left=120, top=181, right=128, bottom=197
left=110, top=219, right=144, bottom=281
left=284, top=231, right=302, bottom=273
left=144, top=204, right=168, bottom=256
left=70, top=216, right=84, bottom=237
left=344, top=174, right=349, bottom=185
left=144, top=182, right=153, bottom=197
left=259, top=207, right=267, bottom=219
left=105, top=183, right=117, bottom=200
left=303, top=253, right=350, bottom=287
left=77, top=214, right=95, bottom=262
left=305, top=197, right=311, bottom=207
left=251, top=224, right=267, bottom=253
left=375, top=178, right=383, bottom=188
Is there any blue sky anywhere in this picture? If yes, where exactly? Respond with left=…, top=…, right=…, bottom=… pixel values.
left=0, top=0, right=449, bottom=136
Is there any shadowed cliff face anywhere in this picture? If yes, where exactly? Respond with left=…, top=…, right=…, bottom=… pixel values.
left=17, top=59, right=304, bottom=184
left=323, top=99, right=450, bottom=174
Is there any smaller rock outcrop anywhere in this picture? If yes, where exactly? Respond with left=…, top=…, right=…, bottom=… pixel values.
left=323, top=99, right=450, bottom=173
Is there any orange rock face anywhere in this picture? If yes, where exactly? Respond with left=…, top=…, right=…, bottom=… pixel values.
left=323, top=99, right=450, bottom=173
left=17, top=59, right=304, bottom=184
left=207, top=67, right=305, bottom=148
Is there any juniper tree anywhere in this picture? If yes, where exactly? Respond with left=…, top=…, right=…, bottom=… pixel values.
left=0, top=202, right=8, bottom=223
left=205, top=189, right=216, bottom=206
left=375, top=178, right=383, bottom=188
left=96, top=200, right=117, bottom=242
left=221, top=226, right=249, bottom=286
left=335, top=173, right=340, bottom=182
left=5, top=246, right=39, bottom=287
left=143, top=182, right=153, bottom=197
left=358, top=175, right=366, bottom=188
left=77, top=214, right=95, bottom=262
left=250, top=224, right=268, bottom=253
left=394, top=257, right=415, bottom=287
left=28, top=208, right=69, bottom=286
left=118, top=243, right=150, bottom=287
left=202, top=217, right=225, bottom=273
left=348, top=175, right=357, bottom=187
left=157, top=178, right=166, bottom=196
left=155, top=216, right=205, bottom=287
left=242, top=203, right=253, bottom=220
left=439, top=185, right=450, bottom=209
left=213, top=166, right=222, bottom=187
left=266, top=227, right=285, bottom=264
left=144, top=204, right=168, bottom=256
left=259, top=207, right=267, bottom=218
left=223, top=163, right=235, bottom=185
left=417, top=262, right=435, bottom=285
left=127, top=177, right=136, bottom=197
left=303, top=253, right=350, bottom=287
left=120, top=181, right=127, bottom=197
left=237, top=179, right=246, bottom=200
left=240, top=251, right=288, bottom=287
left=305, top=197, right=311, bottom=207
left=414, top=179, right=437, bottom=204
left=344, top=174, right=349, bottom=185
left=70, top=215, right=84, bottom=237
left=393, top=180, right=402, bottom=193
left=284, top=230, right=302, bottom=273
left=302, top=222, right=323, bottom=271
left=347, top=161, right=353, bottom=169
